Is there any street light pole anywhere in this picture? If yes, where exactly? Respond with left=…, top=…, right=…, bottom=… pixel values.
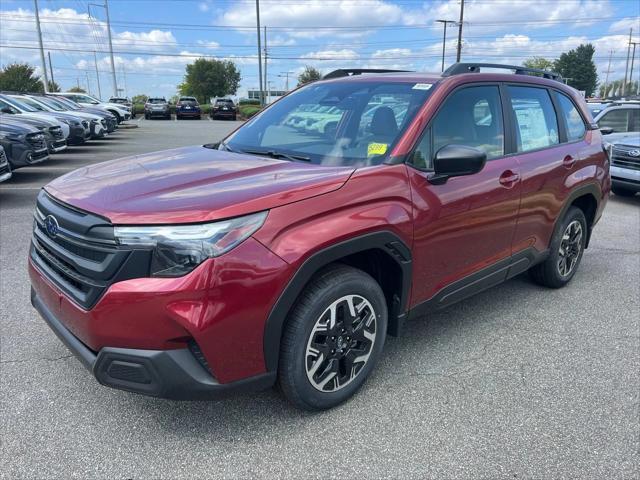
left=623, top=28, right=632, bottom=97
left=255, top=0, right=264, bottom=106
left=94, top=51, right=102, bottom=99
left=34, top=0, right=50, bottom=93
left=278, top=71, right=293, bottom=91
left=89, top=2, right=117, bottom=98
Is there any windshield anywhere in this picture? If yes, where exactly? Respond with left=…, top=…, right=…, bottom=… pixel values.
left=51, top=96, right=80, bottom=109
left=16, top=97, right=47, bottom=111
left=148, top=98, right=166, bottom=104
left=3, top=96, right=38, bottom=112
left=37, top=97, right=67, bottom=111
left=225, top=81, right=435, bottom=166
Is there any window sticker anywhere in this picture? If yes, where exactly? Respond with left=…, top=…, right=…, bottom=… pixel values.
left=367, top=142, right=388, bottom=156
left=412, top=83, right=433, bottom=90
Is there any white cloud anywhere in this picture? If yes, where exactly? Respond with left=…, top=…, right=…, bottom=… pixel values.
left=608, top=17, right=640, bottom=34
left=301, top=49, right=360, bottom=61
left=196, top=40, right=220, bottom=49
left=198, top=2, right=210, bottom=13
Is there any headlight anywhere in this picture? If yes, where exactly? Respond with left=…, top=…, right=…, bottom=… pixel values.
left=603, top=141, right=613, bottom=162
left=114, top=211, right=267, bottom=277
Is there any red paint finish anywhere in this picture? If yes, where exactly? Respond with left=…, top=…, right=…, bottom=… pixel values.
left=45, top=146, right=354, bottom=224
left=30, top=238, right=292, bottom=383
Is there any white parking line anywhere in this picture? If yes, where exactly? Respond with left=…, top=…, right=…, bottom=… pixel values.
left=207, top=117, right=212, bottom=122
left=174, top=116, right=177, bottom=122
left=137, top=116, right=144, bottom=123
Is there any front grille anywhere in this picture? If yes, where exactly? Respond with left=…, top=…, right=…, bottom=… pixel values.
left=30, top=191, right=152, bottom=309
left=81, top=120, right=89, bottom=129
left=100, top=119, right=107, bottom=128
left=612, top=145, right=640, bottom=171
left=0, top=148, right=9, bottom=176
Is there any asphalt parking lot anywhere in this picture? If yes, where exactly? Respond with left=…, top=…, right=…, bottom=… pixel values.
left=1, top=118, right=639, bottom=479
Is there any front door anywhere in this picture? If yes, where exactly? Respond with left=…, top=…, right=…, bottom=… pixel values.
left=406, top=84, right=522, bottom=311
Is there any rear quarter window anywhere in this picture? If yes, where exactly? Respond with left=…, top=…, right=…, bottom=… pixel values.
left=556, top=93, right=586, bottom=142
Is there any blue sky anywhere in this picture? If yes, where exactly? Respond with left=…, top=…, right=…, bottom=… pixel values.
left=0, top=0, right=638, bottom=99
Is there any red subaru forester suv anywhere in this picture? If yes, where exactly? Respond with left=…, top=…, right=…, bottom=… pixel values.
left=29, top=63, right=609, bottom=410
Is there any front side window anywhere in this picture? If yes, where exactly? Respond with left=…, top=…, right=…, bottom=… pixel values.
left=225, top=81, right=435, bottom=167
left=433, top=86, right=504, bottom=160
left=598, top=109, right=631, bottom=133
left=556, top=93, right=586, bottom=141
left=508, top=86, right=559, bottom=152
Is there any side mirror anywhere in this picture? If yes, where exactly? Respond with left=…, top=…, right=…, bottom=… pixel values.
left=1, top=107, right=14, bottom=114
left=429, top=144, right=487, bottom=185
left=599, top=127, right=614, bottom=135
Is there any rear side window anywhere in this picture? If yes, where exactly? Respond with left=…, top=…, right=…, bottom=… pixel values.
left=556, top=93, right=586, bottom=141
left=598, top=109, right=634, bottom=133
left=508, top=86, right=559, bottom=152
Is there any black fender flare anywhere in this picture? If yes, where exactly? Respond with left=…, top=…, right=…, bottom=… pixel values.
left=262, top=230, right=412, bottom=372
left=555, top=182, right=602, bottom=248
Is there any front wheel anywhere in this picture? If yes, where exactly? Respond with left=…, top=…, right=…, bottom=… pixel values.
left=529, top=206, right=587, bottom=288
left=278, top=264, right=387, bottom=411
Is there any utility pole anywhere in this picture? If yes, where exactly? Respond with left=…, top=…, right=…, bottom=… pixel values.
left=86, top=72, right=91, bottom=95
left=47, top=51, right=55, bottom=87
left=34, top=0, right=50, bottom=93
left=255, top=0, right=264, bottom=106
left=603, top=49, right=613, bottom=98
left=121, top=63, right=128, bottom=98
left=456, top=0, right=465, bottom=62
left=629, top=42, right=638, bottom=98
left=623, top=28, right=632, bottom=97
left=264, top=26, right=268, bottom=104
left=94, top=51, right=102, bottom=99
left=278, top=71, right=293, bottom=90
left=89, top=2, right=118, bottom=97
left=436, top=20, right=456, bottom=72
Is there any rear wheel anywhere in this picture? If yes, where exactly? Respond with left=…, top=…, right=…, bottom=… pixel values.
left=529, top=206, right=587, bottom=288
left=612, top=185, right=637, bottom=197
left=278, top=265, right=387, bottom=411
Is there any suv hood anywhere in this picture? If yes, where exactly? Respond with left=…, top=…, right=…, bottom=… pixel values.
left=0, top=120, right=40, bottom=135
left=606, top=132, right=640, bottom=147
left=45, top=145, right=354, bottom=224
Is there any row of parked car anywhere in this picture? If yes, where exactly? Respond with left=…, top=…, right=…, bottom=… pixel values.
left=590, top=101, right=640, bottom=197
left=0, top=92, right=132, bottom=183
left=143, top=96, right=238, bottom=120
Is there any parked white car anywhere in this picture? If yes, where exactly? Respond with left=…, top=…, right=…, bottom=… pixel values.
left=50, top=92, right=131, bottom=123
left=594, top=103, right=640, bottom=134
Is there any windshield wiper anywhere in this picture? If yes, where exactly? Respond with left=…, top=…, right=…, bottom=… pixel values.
left=243, top=149, right=311, bottom=162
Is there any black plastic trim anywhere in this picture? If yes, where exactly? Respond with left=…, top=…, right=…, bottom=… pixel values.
left=262, top=230, right=412, bottom=372
left=408, top=247, right=549, bottom=319
left=31, top=288, right=275, bottom=400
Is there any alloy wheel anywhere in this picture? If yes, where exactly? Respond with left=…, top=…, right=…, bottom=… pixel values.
left=558, top=220, right=583, bottom=277
left=305, top=294, right=377, bottom=392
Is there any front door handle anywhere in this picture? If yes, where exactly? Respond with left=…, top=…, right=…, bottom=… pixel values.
left=563, top=155, right=577, bottom=169
left=499, top=170, right=520, bottom=188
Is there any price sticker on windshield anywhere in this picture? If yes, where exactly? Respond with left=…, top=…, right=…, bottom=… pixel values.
left=367, top=143, right=388, bottom=157
left=412, top=83, right=433, bottom=90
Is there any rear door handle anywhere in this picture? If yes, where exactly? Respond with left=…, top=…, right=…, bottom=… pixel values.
left=563, top=155, right=577, bottom=168
left=499, top=170, right=520, bottom=188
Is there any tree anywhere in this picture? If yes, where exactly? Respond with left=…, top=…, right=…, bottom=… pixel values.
left=297, top=66, right=322, bottom=86
left=0, top=63, right=44, bottom=92
left=523, top=57, right=554, bottom=71
left=553, top=44, right=598, bottom=96
left=47, top=80, right=61, bottom=92
left=179, top=58, right=241, bottom=104
left=67, top=86, right=86, bottom=93
left=132, top=94, right=148, bottom=104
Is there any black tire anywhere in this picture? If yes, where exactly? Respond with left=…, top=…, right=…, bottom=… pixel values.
left=529, top=206, right=587, bottom=288
left=612, top=185, right=637, bottom=197
left=144, top=113, right=149, bottom=120
left=232, top=114, right=237, bottom=121
left=278, top=264, right=388, bottom=411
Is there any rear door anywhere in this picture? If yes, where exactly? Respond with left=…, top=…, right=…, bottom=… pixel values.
left=507, top=85, right=595, bottom=255
left=407, top=84, right=522, bottom=310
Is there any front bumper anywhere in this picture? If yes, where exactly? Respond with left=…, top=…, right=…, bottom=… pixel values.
left=31, top=288, right=275, bottom=399
left=611, top=165, right=640, bottom=192
left=147, top=109, right=170, bottom=117
left=6, top=143, right=49, bottom=168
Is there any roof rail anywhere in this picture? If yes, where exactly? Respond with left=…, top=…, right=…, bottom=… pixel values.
left=323, top=68, right=412, bottom=79
left=442, top=63, right=563, bottom=82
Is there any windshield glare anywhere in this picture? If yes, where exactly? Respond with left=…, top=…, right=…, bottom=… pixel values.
left=38, top=97, right=67, bottom=111
left=4, top=96, right=37, bottom=112
left=225, top=80, right=435, bottom=166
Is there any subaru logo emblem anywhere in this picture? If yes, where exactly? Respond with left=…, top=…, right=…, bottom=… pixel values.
left=44, top=215, right=59, bottom=238
left=628, top=149, right=640, bottom=157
